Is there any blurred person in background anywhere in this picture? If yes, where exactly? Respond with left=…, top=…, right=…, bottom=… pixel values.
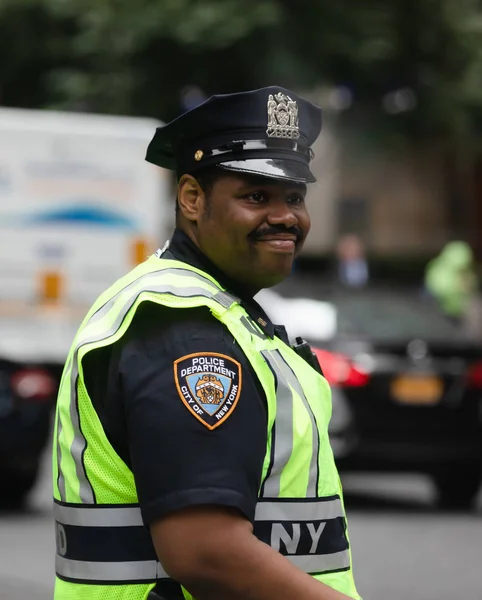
left=424, top=240, right=479, bottom=324
left=335, top=234, right=369, bottom=289
left=53, top=87, right=361, bottom=600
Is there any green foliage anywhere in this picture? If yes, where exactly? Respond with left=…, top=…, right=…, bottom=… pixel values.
left=0, top=0, right=481, bottom=138
left=46, top=0, right=281, bottom=52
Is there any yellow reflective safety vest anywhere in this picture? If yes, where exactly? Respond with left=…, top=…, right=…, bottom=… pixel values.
left=53, top=255, right=361, bottom=600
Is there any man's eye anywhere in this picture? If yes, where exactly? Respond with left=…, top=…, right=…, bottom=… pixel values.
left=247, top=192, right=266, bottom=202
left=288, top=195, right=304, bottom=205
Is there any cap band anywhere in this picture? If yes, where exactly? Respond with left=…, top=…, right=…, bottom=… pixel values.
left=178, top=138, right=315, bottom=173
left=206, top=139, right=314, bottom=160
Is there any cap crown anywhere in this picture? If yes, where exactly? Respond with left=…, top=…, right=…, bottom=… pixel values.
left=146, top=86, right=322, bottom=179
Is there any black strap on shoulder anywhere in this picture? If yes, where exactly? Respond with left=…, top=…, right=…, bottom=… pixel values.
left=152, top=579, right=185, bottom=599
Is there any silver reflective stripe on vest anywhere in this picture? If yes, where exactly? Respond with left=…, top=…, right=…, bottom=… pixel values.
left=56, top=412, right=66, bottom=501
left=255, top=498, right=344, bottom=521
left=260, top=350, right=294, bottom=497
left=273, top=352, right=320, bottom=497
left=240, top=315, right=267, bottom=340
left=56, top=354, right=72, bottom=503
left=70, top=371, right=95, bottom=503
left=287, top=550, right=350, bottom=574
left=88, top=267, right=229, bottom=325
left=65, top=266, right=238, bottom=503
left=80, top=278, right=233, bottom=347
left=260, top=349, right=319, bottom=497
left=54, top=502, right=143, bottom=527
left=56, top=556, right=168, bottom=582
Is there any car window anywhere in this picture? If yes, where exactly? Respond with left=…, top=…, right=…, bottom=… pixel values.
left=255, top=289, right=337, bottom=341
left=332, top=293, right=465, bottom=341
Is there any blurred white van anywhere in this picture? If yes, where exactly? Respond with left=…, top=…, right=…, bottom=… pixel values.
left=0, top=107, right=173, bottom=365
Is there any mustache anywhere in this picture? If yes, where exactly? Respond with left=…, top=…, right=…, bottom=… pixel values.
left=249, top=225, right=303, bottom=242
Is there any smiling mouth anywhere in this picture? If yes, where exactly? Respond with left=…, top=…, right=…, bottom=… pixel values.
left=256, top=237, right=297, bottom=252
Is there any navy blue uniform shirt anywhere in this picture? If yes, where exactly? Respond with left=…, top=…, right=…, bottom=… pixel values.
left=83, top=229, right=290, bottom=525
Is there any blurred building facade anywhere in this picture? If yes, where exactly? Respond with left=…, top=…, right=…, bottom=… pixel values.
left=302, top=120, right=481, bottom=260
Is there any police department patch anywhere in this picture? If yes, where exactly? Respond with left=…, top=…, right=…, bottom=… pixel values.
left=174, top=352, right=242, bottom=430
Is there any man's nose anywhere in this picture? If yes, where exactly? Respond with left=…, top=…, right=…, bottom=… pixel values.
left=266, top=199, right=298, bottom=228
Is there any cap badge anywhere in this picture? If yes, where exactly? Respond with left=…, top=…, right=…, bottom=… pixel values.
left=194, top=149, right=204, bottom=161
left=267, top=93, right=300, bottom=139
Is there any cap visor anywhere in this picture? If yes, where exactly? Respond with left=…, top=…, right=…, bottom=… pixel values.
left=217, top=158, right=316, bottom=184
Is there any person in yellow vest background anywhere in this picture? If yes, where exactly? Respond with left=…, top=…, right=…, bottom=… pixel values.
left=53, top=87, right=362, bottom=600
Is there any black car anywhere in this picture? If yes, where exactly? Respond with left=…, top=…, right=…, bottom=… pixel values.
left=0, top=359, right=58, bottom=506
left=258, top=287, right=482, bottom=510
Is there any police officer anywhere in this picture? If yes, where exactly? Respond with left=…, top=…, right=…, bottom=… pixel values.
left=53, top=87, right=361, bottom=600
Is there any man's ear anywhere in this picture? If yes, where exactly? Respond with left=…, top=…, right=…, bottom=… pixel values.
left=177, top=174, right=204, bottom=222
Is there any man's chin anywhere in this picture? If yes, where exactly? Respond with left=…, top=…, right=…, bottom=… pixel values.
left=256, top=263, right=294, bottom=289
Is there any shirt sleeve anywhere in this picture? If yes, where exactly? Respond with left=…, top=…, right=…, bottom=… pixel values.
left=114, top=303, right=268, bottom=526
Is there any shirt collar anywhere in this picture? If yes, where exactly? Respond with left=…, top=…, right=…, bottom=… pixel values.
left=161, top=228, right=277, bottom=338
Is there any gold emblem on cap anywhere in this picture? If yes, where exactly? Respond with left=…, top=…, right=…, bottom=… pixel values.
left=194, top=150, right=204, bottom=161
left=267, top=93, right=300, bottom=139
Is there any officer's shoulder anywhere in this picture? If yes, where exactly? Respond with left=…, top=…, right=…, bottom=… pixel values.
left=122, top=302, right=228, bottom=346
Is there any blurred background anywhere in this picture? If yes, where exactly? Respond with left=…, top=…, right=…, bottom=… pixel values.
left=0, top=1, right=481, bottom=599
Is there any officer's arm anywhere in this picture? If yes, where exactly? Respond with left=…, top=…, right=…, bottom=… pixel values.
left=119, top=306, right=355, bottom=599
left=150, top=506, right=356, bottom=600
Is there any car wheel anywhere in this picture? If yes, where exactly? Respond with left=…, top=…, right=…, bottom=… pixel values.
left=432, top=464, right=481, bottom=511
left=0, top=467, right=39, bottom=508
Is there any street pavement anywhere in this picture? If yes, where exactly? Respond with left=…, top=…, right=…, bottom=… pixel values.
left=0, top=447, right=480, bottom=600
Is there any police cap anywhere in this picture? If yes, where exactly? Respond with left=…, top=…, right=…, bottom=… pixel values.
left=146, top=86, right=322, bottom=184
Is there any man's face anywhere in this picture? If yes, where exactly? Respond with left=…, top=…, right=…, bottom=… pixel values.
left=193, top=171, right=311, bottom=291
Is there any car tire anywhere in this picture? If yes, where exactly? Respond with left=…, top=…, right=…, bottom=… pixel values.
left=0, top=467, right=39, bottom=509
left=432, top=464, right=481, bottom=511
